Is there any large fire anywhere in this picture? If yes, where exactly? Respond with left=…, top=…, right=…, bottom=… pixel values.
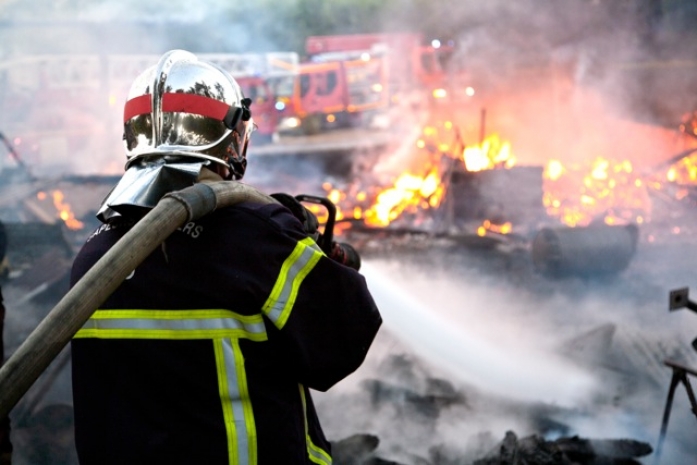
left=320, top=119, right=697, bottom=237
left=321, top=124, right=519, bottom=232
left=321, top=122, right=460, bottom=229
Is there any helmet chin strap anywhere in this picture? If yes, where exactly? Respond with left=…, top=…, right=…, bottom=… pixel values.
left=222, top=97, right=253, bottom=130
left=228, top=147, right=247, bottom=180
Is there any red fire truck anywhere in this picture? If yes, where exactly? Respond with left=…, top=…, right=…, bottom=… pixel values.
left=276, top=33, right=451, bottom=135
left=305, top=33, right=450, bottom=104
left=204, top=52, right=299, bottom=144
left=236, top=75, right=279, bottom=144
left=276, top=53, right=388, bottom=135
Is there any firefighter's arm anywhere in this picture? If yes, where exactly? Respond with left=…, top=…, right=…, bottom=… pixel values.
left=257, top=202, right=382, bottom=391
left=274, top=255, right=382, bottom=391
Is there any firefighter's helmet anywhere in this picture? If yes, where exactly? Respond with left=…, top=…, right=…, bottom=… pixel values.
left=122, top=50, right=254, bottom=180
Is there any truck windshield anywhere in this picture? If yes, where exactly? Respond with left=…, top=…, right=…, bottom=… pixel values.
left=268, top=76, right=295, bottom=99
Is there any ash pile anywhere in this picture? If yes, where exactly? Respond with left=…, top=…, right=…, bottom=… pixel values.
left=330, top=431, right=652, bottom=465
left=316, top=339, right=661, bottom=465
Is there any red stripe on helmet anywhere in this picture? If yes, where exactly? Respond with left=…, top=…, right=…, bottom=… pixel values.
left=162, top=93, right=230, bottom=121
left=123, top=93, right=230, bottom=123
left=123, top=94, right=151, bottom=123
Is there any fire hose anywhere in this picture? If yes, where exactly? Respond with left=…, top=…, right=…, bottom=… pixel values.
left=0, top=180, right=278, bottom=419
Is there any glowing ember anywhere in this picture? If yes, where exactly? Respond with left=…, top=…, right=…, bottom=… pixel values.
left=543, top=157, right=650, bottom=227
left=662, top=153, right=697, bottom=185
left=477, top=220, right=513, bottom=237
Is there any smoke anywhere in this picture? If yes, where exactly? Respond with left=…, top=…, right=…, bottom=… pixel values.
left=313, top=253, right=697, bottom=463
left=0, top=1, right=294, bottom=178
left=359, top=260, right=598, bottom=407
left=2, top=0, right=695, bottom=177
left=76, top=0, right=228, bottom=23
left=424, top=0, right=697, bottom=171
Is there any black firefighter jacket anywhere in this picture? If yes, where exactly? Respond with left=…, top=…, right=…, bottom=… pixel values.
left=69, top=198, right=382, bottom=465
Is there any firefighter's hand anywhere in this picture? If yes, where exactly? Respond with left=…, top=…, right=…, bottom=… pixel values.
left=329, top=242, right=361, bottom=271
left=270, top=193, right=319, bottom=235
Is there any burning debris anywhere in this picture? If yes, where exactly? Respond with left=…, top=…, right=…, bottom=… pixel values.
left=294, top=106, right=697, bottom=287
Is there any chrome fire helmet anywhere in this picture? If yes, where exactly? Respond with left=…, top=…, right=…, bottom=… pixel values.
left=122, top=49, right=254, bottom=180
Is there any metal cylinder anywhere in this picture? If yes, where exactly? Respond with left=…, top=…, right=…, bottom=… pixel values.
left=532, top=223, right=639, bottom=278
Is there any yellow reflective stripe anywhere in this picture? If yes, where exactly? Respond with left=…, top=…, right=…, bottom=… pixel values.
left=299, top=385, right=332, bottom=465
left=215, top=339, right=239, bottom=465
left=262, top=237, right=322, bottom=329
left=74, top=309, right=267, bottom=341
left=236, top=344, right=258, bottom=465
left=215, top=339, right=256, bottom=465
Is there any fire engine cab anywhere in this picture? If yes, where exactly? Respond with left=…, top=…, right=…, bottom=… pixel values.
left=277, top=33, right=452, bottom=135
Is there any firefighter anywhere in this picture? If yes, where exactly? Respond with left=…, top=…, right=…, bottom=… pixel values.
left=69, top=50, right=382, bottom=464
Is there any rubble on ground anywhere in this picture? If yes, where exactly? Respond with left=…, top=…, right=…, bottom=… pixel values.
left=330, top=431, right=653, bottom=465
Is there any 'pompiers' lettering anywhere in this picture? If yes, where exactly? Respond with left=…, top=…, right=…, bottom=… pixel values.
left=87, top=223, right=116, bottom=242
left=178, top=222, right=204, bottom=239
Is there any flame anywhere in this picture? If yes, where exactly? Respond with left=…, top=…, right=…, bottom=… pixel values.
left=463, top=133, right=516, bottom=171
left=38, top=190, right=84, bottom=230
left=324, top=124, right=517, bottom=231
left=662, top=152, right=697, bottom=185
left=543, top=157, right=650, bottom=227
left=542, top=139, right=697, bottom=230
left=350, top=129, right=512, bottom=228
left=322, top=119, right=697, bottom=235
left=361, top=168, right=445, bottom=228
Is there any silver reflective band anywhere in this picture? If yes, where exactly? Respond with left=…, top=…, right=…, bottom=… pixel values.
left=216, top=338, right=255, bottom=465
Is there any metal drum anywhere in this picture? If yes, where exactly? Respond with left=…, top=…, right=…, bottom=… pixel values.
left=532, top=223, right=639, bottom=278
